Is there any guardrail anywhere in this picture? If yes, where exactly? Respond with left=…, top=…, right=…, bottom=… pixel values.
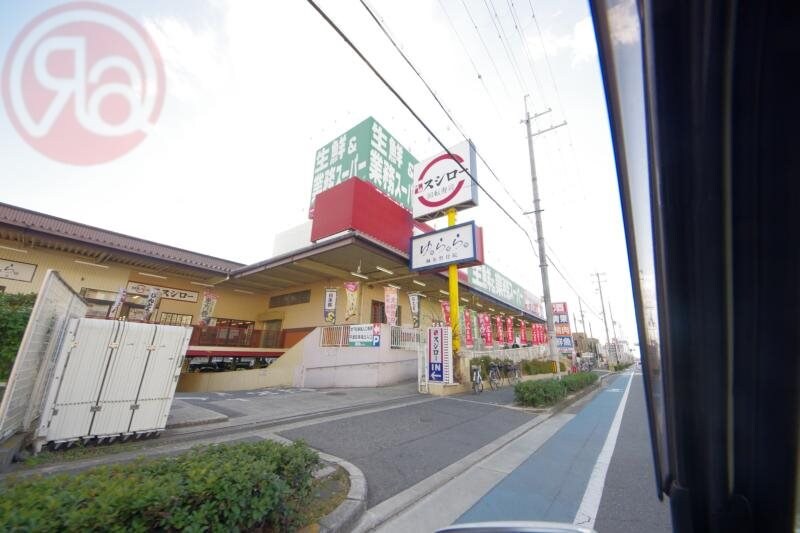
left=319, top=325, right=350, bottom=347
left=390, top=326, right=421, bottom=350
left=463, top=345, right=549, bottom=362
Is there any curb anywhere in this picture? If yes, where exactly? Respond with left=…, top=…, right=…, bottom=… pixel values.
left=266, top=434, right=367, bottom=533
left=350, top=372, right=621, bottom=532
left=164, top=414, right=229, bottom=429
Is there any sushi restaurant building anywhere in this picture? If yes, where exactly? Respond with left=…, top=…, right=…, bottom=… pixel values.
left=0, top=117, right=546, bottom=370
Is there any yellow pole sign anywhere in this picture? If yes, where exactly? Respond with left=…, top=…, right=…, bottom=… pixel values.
left=447, top=207, right=460, bottom=354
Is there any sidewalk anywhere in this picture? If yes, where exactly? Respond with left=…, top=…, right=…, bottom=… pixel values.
left=367, top=373, right=631, bottom=532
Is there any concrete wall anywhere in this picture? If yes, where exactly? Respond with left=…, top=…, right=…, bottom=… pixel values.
left=176, top=325, right=418, bottom=392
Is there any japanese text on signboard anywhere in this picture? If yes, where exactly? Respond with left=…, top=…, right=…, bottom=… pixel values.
left=311, top=117, right=418, bottom=213
left=126, top=282, right=198, bottom=303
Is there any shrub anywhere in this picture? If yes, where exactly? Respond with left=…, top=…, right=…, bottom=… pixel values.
left=613, top=362, right=633, bottom=372
left=514, top=372, right=599, bottom=407
left=0, top=440, right=319, bottom=532
left=0, top=292, right=36, bottom=381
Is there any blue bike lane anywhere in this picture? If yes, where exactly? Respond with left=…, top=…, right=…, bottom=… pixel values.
left=455, top=372, right=634, bottom=524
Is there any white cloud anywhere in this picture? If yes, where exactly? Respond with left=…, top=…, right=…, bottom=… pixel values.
left=609, top=0, right=640, bottom=45
left=526, top=16, right=597, bottom=68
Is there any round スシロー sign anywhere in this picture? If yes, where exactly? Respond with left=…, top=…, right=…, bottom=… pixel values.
left=413, top=152, right=468, bottom=208
left=1, top=2, right=165, bottom=165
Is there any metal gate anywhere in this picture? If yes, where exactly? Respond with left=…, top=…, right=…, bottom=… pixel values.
left=35, top=318, right=190, bottom=446
left=0, top=270, right=86, bottom=442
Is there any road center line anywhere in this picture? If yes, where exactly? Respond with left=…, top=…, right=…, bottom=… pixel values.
left=573, top=372, right=634, bottom=529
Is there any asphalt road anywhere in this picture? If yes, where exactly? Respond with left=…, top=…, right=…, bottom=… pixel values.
left=594, top=372, right=672, bottom=532
left=280, top=393, right=536, bottom=507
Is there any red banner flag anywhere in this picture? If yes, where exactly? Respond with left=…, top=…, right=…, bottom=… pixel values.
left=519, top=319, right=527, bottom=345
left=496, top=315, right=504, bottom=345
left=479, top=313, right=493, bottom=347
left=463, top=308, right=474, bottom=348
left=440, top=300, right=451, bottom=325
left=506, top=317, right=515, bottom=345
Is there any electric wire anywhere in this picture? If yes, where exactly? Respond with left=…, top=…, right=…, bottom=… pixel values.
left=482, top=0, right=529, bottom=96
left=306, top=0, right=539, bottom=257
left=356, top=0, right=601, bottom=313
left=437, top=0, right=505, bottom=121
left=506, top=0, right=547, bottom=106
left=459, top=0, right=513, bottom=100
left=316, top=0, right=601, bottom=319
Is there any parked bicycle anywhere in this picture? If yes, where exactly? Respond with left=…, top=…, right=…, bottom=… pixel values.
left=470, top=365, right=483, bottom=394
left=488, top=362, right=502, bottom=390
left=505, top=361, right=521, bottom=384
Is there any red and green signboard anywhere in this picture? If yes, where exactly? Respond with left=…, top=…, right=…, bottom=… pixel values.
left=310, top=117, right=418, bottom=214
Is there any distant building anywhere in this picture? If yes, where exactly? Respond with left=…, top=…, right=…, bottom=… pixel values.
left=573, top=332, right=601, bottom=355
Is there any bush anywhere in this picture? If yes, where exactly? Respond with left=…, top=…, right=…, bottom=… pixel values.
left=613, top=362, right=633, bottom=372
left=0, top=440, right=319, bottom=532
left=0, top=292, right=36, bottom=381
left=514, top=372, right=599, bottom=407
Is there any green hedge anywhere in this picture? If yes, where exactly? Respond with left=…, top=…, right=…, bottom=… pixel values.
left=514, top=372, right=599, bottom=407
left=0, top=293, right=36, bottom=381
left=472, top=356, right=566, bottom=380
left=613, top=362, right=633, bottom=372
left=0, top=440, right=319, bottom=532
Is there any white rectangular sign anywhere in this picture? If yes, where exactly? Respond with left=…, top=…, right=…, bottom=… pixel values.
left=126, top=282, right=199, bottom=303
left=412, top=140, right=478, bottom=220
left=410, top=221, right=477, bottom=271
left=0, top=258, right=37, bottom=282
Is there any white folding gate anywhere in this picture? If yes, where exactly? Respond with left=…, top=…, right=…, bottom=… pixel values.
left=35, top=318, right=190, bottom=446
left=0, top=270, right=86, bottom=443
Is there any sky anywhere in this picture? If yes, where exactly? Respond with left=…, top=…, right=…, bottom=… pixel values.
left=0, top=0, right=639, bottom=349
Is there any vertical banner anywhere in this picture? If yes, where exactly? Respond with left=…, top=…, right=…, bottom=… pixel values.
left=506, top=317, right=514, bottom=345
left=440, top=300, right=451, bottom=325
left=428, top=327, right=444, bottom=382
left=199, top=289, right=218, bottom=326
left=532, top=323, right=547, bottom=345
left=479, top=313, right=493, bottom=347
left=324, top=288, right=337, bottom=323
left=408, top=293, right=420, bottom=328
left=107, top=287, right=126, bottom=319
left=344, top=281, right=361, bottom=322
left=463, top=308, right=474, bottom=349
left=519, top=319, right=528, bottom=345
left=142, top=287, right=161, bottom=322
left=384, top=286, right=398, bottom=326
left=496, top=315, right=504, bottom=345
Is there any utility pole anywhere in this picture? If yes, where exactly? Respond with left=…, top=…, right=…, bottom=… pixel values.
left=523, top=96, right=566, bottom=378
left=578, top=298, right=587, bottom=336
left=609, top=302, right=619, bottom=365
left=593, top=272, right=612, bottom=364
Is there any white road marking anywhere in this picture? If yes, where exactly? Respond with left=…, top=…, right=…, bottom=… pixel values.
left=573, top=372, right=634, bottom=529
left=177, top=396, right=208, bottom=401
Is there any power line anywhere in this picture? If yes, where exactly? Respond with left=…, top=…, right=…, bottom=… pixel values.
left=308, top=0, right=539, bottom=257
left=356, top=0, right=604, bottom=314
left=459, top=0, right=513, bottom=100
left=506, top=0, right=547, bottom=106
left=436, top=0, right=505, bottom=121
left=359, top=0, right=532, bottom=230
left=482, top=0, right=529, bottom=96
left=325, top=0, right=602, bottom=321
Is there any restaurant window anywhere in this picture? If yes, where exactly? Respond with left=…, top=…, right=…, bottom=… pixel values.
left=80, top=287, right=147, bottom=318
left=370, top=300, right=402, bottom=324
left=197, top=317, right=255, bottom=346
left=269, top=290, right=311, bottom=308
left=159, top=312, right=193, bottom=326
